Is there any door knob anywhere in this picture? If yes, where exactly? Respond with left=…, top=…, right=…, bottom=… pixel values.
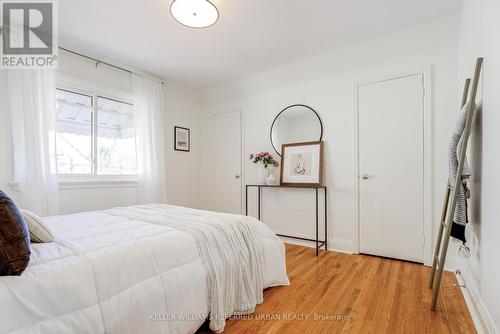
left=360, top=174, right=369, bottom=180
left=234, top=175, right=240, bottom=179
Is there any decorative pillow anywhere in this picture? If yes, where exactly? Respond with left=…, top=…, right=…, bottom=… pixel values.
left=21, top=210, right=55, bottom=243
left=0, top=191, right=31, bottom=276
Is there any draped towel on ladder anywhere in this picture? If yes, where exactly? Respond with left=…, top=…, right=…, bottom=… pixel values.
left=448, top=102, right=477, bottom=244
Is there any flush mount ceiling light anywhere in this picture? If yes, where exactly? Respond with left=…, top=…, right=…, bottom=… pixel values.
left=170, top=0, right=219, bottom=28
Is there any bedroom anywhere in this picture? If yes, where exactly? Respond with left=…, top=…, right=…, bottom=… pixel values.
left=0, top=0, right=499, bottom=333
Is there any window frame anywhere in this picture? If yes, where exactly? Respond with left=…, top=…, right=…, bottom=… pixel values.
left=55, top=76, right=138, bottom=184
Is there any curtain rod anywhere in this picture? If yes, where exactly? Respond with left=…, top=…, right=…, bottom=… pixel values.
left=59, top=47, right=165, bottom=85
left=0, top=27, right=165, bottom=84
left=59, top=47, right=132, bottom=74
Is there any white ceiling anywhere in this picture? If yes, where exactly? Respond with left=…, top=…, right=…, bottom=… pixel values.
left=59, top=0, right=462, bottom=90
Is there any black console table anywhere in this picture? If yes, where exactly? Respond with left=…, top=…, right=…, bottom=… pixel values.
left=245, top=184, right=327, bottom=256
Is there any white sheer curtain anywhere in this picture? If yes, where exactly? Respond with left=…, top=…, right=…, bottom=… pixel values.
left=132, top=74, right=168, bottom=204
left=8, top=70, right=59, bottom=216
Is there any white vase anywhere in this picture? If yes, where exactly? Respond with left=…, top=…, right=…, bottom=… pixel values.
left=266, top=166, right=277, bottom=185
left=257, top=165, right=268, bottom=184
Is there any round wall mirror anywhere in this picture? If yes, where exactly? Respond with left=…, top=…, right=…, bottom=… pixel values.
left=270, top=104, right=323, bottom=155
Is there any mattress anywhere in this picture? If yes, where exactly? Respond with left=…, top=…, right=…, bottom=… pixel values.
left=0, top=205, right=289, bottom=334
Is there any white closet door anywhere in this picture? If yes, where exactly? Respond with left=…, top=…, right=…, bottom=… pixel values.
left=213, top=111, right=242, bottom=214
left=358, top=74, right=424, bottom=263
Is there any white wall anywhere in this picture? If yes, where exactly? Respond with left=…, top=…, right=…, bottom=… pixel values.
left=0, top=51, right=202, bottom=214
left=164, top=82, right=202, bottom=208
left=457, top=0, right=500, bottom=332
left=198, top=12, right=461, bottom=256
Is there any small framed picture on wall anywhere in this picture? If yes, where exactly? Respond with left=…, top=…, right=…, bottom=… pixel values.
left=174, top=126, right=190, bottom=152
left=280, top=141, right=323, bottom=186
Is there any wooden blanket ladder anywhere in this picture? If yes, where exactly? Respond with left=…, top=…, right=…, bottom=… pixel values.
left=428, top=57, right=483, bottom=311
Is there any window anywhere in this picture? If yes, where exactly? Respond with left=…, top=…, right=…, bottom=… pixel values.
left=55, top=88, right=137, bottom=177
left=96, top=96, right=137, bottom=175
left=55, top=89, right=93, bottom=174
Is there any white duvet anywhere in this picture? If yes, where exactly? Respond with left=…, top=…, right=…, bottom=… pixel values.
left=0, top=205, right=289, bottom=334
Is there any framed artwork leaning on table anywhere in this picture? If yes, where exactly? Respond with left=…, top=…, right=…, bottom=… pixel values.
left=280, top=141, right=323, bottom=186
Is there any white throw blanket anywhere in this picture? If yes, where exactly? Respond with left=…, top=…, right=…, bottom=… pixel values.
left=107, top=204, right=265, bottom=333
left=448, top=102, right=477, bottom=243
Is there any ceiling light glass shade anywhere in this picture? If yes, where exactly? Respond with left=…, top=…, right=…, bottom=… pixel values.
left=170, top=0, right=219, bottom=28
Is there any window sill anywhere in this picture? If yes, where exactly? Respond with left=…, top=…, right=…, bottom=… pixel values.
left=10, top=177, right=139, bottom=191
left=58, top=176, right=138, bottom=190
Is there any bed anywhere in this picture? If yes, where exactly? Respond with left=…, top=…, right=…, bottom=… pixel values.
left=0, top=204, right=289, bottom=334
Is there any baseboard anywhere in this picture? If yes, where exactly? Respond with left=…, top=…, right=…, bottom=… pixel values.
left=329, top=238, right=355, bottom=254
left=273, top=230, right=355, bottom=254
left=456, top=266, right=499, bottom=334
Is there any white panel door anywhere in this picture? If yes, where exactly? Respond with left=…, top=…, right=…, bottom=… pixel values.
left=213, top=111, right=242, bottom=214
left=358, top=74, right=424, bottom=262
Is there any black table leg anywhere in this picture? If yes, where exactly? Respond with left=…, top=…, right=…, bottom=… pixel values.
left=325, top=188, right=327, bottom=251
left=316, top=187, right=319, bottom=257
left=245, top=185, right=248, bottom=216
left=258, top=186, right=261, bottom=220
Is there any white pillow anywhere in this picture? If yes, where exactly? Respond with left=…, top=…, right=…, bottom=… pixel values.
left=21, top=209, right=55, bottom=243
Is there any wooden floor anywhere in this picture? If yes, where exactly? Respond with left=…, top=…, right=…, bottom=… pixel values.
left=197, top=244, right=476, bottom=334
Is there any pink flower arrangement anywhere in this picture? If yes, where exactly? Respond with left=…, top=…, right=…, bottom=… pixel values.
left=249, top=151, right=279, bottom=168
